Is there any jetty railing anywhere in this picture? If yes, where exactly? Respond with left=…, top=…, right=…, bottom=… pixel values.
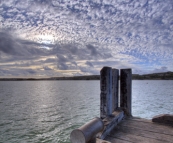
left=70, top=67, right=132, bottom=143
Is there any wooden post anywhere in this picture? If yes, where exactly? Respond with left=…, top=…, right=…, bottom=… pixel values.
left=112, top=69, right=119, bottom=111
left=120, top=69, right=132, bottom=116
left=100, top=67, right=112, bottom=119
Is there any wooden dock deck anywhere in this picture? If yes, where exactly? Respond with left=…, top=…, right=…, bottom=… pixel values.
left=104, top=117, right=173, bottom=143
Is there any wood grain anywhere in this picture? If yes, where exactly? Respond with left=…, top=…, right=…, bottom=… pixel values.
left=105, top=117, right=173, bottom=143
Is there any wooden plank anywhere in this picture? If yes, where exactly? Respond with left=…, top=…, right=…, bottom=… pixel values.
left=105, top=136, right=132, bottom=143
left=120, top=69, right=132, bottom=116
left=96, top=138, right=111, bottom=143
left=112, top=69, right=119, bottom=111
left=129, top=116, right=173, bottom=124
left=104, top=118, right=173, bottom=142
left=112, top=124, right=173, bottom=142
left=128, top=117, right=173, bottom=127
left=120, top=119, right=173, bottom=135
left=100, top=67, right=112, bottom=118
left=109, top=131, right=165, bottom=143
left=128, top=117, right=173, bottom=132
left=128, top=117, right=153, bottom=123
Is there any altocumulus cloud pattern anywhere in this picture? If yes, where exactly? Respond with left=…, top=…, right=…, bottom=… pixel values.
left=0, top=0, right=173, bottom=77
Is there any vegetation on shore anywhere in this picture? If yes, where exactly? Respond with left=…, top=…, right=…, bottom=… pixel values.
left=0, top=72, right=173, bottom=81
left=132, top=71, right=173, bottom=80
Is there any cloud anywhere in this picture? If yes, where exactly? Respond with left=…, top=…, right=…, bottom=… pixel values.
left=43, top=66, right=52, bottom=71
left=26, top=69, right=37, bottom=74
left=57, top=63, right=68, bottom=70
left=86, top=44, right=99, bottom=56
left=44, top=58, right=57, bottom=63
left=0, top=29, right=113, bottom=76
left=79, top=66, right=99, bottom=75
left=85, top=61, right=93, bottom=67
left=0, top=67, right=37, bottom=77
left=0, top=0, right=173, bottom=76
left=0, top=30, right=50, bottom=56
left=151, top=66, right=169, bottom=74
left=56, top=54, right=69, bottom=63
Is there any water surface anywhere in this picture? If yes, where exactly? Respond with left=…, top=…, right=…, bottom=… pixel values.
left=0, top=80, right=173, bottom=143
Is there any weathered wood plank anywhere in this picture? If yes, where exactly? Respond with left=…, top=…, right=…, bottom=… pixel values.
left=104, top=117, right=173, bottom=142
left=100, top=67, right=113, bottom=118
left=120, top=69, right=132, bottom=116
left=129, top=117, right=173, bottom=130
left=120, top=118, right=173, bottom=135
left=112, top=69, right=119, bottom=111
left=128, top=117, right=153, bottom=123
left=105, top=136, right=132, bottom=143
left=96, top=138, right=111, bottom=143
left=112, top=123, right=173, bottom=142
left=129, top=116, right=173, bottom=125
left=109, top=131, right=165, bottom=143
left=129, top=117, right=173, bottom=127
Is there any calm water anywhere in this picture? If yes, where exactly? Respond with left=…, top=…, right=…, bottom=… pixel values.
left=0, top=80, right=173, bottom=143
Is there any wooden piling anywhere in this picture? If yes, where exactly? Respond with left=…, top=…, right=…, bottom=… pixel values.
left=120, top=69, right=132, bottom=116
left=112, top=69, right=119, bottom=111
left=100, top=67, right=112, bottom=119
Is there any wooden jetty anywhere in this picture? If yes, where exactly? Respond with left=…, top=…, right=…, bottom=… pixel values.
left=104, top=116, right=173, bottom=143
left=70, top=67, right=173, bottom=143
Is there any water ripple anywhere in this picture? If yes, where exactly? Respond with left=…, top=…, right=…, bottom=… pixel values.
left=0, top=80, right=173, bottom=142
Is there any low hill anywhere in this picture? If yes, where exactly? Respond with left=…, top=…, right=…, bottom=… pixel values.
left=132, top=71, right=173, bottom=80
left=0, top=72, right=173, bottom=81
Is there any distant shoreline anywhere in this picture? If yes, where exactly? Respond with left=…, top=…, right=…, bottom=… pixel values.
left=0, top=72, right=173, bottom=81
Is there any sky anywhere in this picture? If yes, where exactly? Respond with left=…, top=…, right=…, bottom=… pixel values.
left=0, top=0, right=173, bottom=77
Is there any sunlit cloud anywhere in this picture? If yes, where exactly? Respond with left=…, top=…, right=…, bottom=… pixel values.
left=0, top=0, right=173, bottom=77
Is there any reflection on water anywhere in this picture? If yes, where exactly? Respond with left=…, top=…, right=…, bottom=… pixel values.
left=0, top=81, right=100, bottom=143
left=0, top=80, right=173, bottom=143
